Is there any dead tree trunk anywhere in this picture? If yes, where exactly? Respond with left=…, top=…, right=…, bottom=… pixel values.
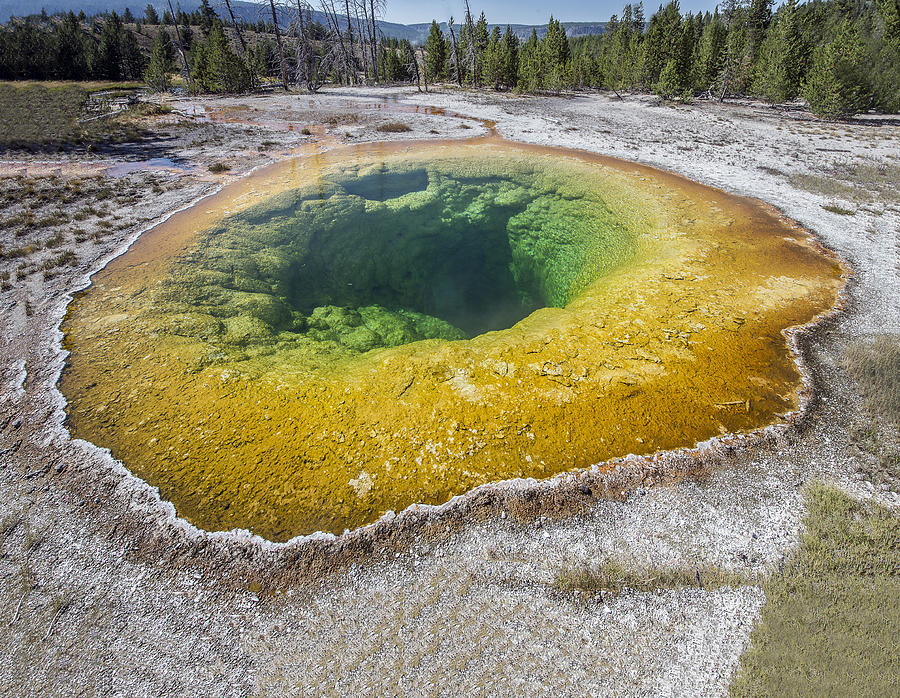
left=223, top=0, right=247, bottom=55
left=419, top=47, right=428, bottom=92
left=448, top=18, right=462, bottom=87
left=354, top=1, right=370, bottom=83
left=463, top=0, right=476, bottom=86
left=344, top=0, right=356, bottom=84
left=368, top=0, right=379, bottom=83
left=322, top=1, right=353, bottom=85
left=269, top=0, right=290, bottom=90
left=166, top=0, right=192, bottom=88
left=295, top=0, right=310, bottom=89
left=408, top=42, right=421, bottom=92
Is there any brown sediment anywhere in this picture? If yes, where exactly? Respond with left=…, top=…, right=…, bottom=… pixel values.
left=58, top=136, right=846, bottom=543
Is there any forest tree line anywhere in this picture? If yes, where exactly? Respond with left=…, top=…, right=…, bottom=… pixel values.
left=1, top=0, right=898, bottom=118
left=0, top=1, right=410, bottom=92
left=421, top=0, right=899, bottom=117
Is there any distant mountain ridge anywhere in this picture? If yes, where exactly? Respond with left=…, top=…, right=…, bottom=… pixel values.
left=0, top=1, right=608, bottom=42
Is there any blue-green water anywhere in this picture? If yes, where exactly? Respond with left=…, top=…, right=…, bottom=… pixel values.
left=158, top=157, right=638, bottom=359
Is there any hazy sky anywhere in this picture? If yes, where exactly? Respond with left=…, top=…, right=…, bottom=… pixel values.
left=376, top=1, right=725, bottom=24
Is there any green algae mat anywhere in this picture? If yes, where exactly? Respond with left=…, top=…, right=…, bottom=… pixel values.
left=60, top=140, right=846, bottom=540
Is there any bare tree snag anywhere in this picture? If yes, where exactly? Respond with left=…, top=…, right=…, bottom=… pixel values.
left=368, top=0, right=379, bottom=83
left=463, top=0, right=476, bottom=84
left=166, top=0, right=193, bottom=88
left=269, top=0, right=290, bottom=90
left=223, top=0, right=247, bottom=55
left=408, top=42, right=422, bottom=92
left=419, top=46, right=428, bottom=92
left=344, top=0, right=356, bottom=84
left=448, top=18, right=463, bottom=87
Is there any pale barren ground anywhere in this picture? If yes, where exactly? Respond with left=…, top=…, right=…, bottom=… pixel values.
left=0, top=87, right=897, bottom=697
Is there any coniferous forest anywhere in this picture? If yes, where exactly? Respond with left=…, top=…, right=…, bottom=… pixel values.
left=0, top=0, right=898, bottom=118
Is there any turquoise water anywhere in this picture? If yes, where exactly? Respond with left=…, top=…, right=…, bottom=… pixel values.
left=157, top=157, right=637, bottom=358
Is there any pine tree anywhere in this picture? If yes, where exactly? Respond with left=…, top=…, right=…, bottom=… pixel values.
left=641, top=1, right=682, bottom=88
left=873, top=0, right=900, bottom=111
left=654, top=59, right=681, bottom=98
left=501, top=26, right=519, bottom=89
left=718, top=0, right=749, bottom=99
left=180, top=23, right=193, bottom=52
left=484, top=26, right=502, bottom=89
left=144, top=4, right=159, bottom=24
left=94, top=13, right=124, bottom=80
left=53, top=11, right=91, bottom=80
left=674, top=13, right=697, bottom=96
left=457, top=22, right=471, bottom=84
left=803, top=21, right=870, bottom=118
left=877, top=0, right=900, bottom=50
left=381, top=42, right=405, bottom=82
left=754, top=0, right=805, bottom=102
left=120, top=24, right=145, bottom=78
left=694, top=9, right=727, bottom=93
left=123, top=8, right=136, bottom=24
left=424, top=20, right=447, bottom=81
left=518, top=28, right=541, bottom=91
left=745, top=0, right=773, bottom=69
left=542, top=16, right=571, bottom=92
left=601, top=10, right=634, bottom=94
left=247, top=40, right=272, bottom=86
left=191, top=20, right=251, bottom=93
left=473, top=12, right=490, bottom=86
left=145, top=26, right=175, bottom=91
left=448, top=17, right=463, bottom=86
left=199, top=0, right=216, bottom=37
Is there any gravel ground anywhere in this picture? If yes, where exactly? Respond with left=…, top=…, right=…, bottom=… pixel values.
left=0, top=87, right=897, bottom=697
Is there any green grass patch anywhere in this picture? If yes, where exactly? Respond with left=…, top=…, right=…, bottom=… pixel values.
left=2, top=80, right=143, bottom=92
left=208, top=162, right=231, bottom=173
left=0, top=83, right=89, bottom=148
left=730, top=482, right=900, bottom=697
left=0, top=83, right=150, bottom=150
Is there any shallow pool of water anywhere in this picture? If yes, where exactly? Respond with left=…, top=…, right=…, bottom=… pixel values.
left=60, top=139, right=844, bottom=540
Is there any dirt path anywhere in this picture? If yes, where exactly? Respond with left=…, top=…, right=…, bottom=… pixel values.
left=0, top=87, right=897, bottom=696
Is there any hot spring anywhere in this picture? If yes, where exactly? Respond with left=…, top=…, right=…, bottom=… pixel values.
left=60, top=140, right=844, bottom=540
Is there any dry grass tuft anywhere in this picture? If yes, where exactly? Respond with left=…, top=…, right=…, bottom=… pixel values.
left=376, top=122, right=412, bottom=133
left=842, top=335, right=900, bottom=490
left=844, top=336, right=900, bottom=425
left=822, top=203, right=855, bottom=215
left=789, top=160, right=900, bottom=205
left=40, top=249, right=76, bottom=270
left=555, top=559, right=752, bottom=595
